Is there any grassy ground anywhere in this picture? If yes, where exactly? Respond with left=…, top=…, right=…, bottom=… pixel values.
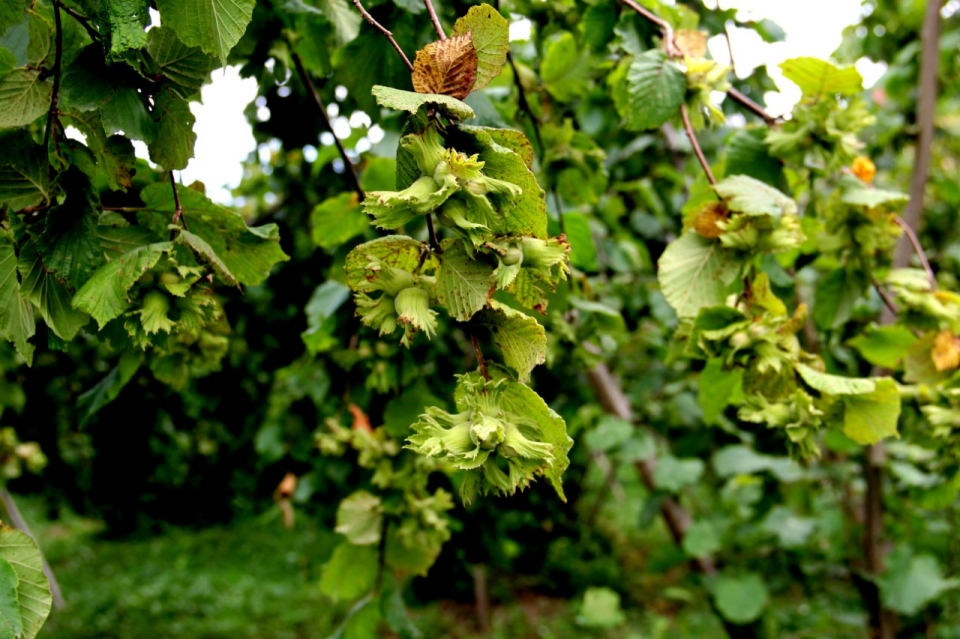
left=17, top=493, right=865, bottom=639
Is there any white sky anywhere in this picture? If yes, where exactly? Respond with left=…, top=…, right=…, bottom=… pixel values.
left=138, top=1, right=877, bottom=203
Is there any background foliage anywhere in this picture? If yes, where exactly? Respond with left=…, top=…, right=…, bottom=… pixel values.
left=0, top=0, right=959, bottom=637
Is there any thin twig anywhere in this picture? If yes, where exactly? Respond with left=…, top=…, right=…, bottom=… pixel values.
left=60, top=3, right=100, bottom=41
left=169, top=171, right=184, bottom=228
left=620, top=0, right=678, bottom=56
left=0, top=489, right=65, bottom=610
left=425, top=214, right=442, bottom=253
left=727, top=87, right=778, bottom=125
left=424, top=0, right=446, bottom=39
left=291, top=51, right=365, bottom=199
left=873, top=281, right=899, bottom=318
left=679, top=104, right=716, bottom=185
left=350, top=0, right=414, bottom=71
left=471, top=331, right=489, bottom=381
left=895, top=216, right=937, bottom=290
left=507, top=53, right=545, bottom=156
left=43, top=1, right=64, bottom=151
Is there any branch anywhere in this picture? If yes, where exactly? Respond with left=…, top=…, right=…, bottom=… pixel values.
left=680, top=104, right=716, bottom=185
left=873, top=280, right=899, bottom=318
left=470, top=331, right=489, bottom=381
left=169, top=171, right=185, bottom=229
left=727, top=87, right=778, bottom=125
left=350, top=0, right=414, bottom=71
left=290, top=51, right=366, bottom=199
left=621, top=0, right=779, bottom=127
left=60, top=3, right=100, bottom=41
left=507, top=53, right=545, bottom=157
left=424, top=0, right=446, bottom=40
left=43, top=1, right=64, bottom=151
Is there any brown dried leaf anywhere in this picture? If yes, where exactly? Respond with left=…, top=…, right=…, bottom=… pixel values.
left=692, top=201, right=730, bottom=239
left=412, top=34, right=479, bottom=100
left=675, top=29, right=709, bottom=59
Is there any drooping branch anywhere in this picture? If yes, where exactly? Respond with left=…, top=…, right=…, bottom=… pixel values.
left=470, top=331, right=489, bottom=381
left=43, top=1, right=64, bottom=151
left=680, top=104, right=716, bottom=185
left=291, top=51, right=366, bottom=199
left=350, top=0, right=414, bottom=71
left=169, top=171, right=187, bottom=235
left=424, top=0, right=446, bottom=40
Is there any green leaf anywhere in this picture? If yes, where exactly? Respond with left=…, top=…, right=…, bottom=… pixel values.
left=712, top=445, right=803, bottom=482
left=146, top=25, right=217, bottom=98
left=761, top=506, right=815, bottom=548
left=314, top=0, right=361, bottom=47
left=905, top=333, right=952, bottom=384
left=76, top=348, right=142, bottom=425
left=371, top=85, right=474, bottom=121
left=379, top=573, right=423, bottom=639
left=335, top=491, right=383, bottom=546
left=0, top=557, right=22, bottom=639
left=141, top=183, right=289, bottom=286
left=0, top=1, right=28, bottom=36
left=841, top=180, right=909, bottom=209
left=320, top=542, right=378, bottom=601
left=35, top=170, right=105, bottom=291
left=0, top=235, right=35, bottom=365
left=178, top=229, right=238, bottom=286
left=302, top=280, right=350, bottom=355
left=575, top=587, right=625, bottom=629
left=583, top=415, right=633, bottom=453
left=498, top=379, right=573, bottom=501
left=311, top=192, right=367, bottom=250
left=101, top=87, right=155, bottom=142
left=345, top=236, right=428, bottom=291
left=725, top=129, right=784, bottom=188
left=622, top=49, right=686, bottom=131
left=0, top=69, right=51, bottom=128
left=473, top=302, right=545, bottom=383
left=436, top=239, right=493, bottom=321
left=72, top=242, right=172, bottom=329
left=712, top=572, right=769, bottom=624
left=653, top=456, right=704, bottom=492
left=779, top=56, right=862, bottom=97
left=147, top=87, right=196, bottom=170
left=99, top=135, right=137, bottom=192
left=580, top=1, right=618, bottom=52
left=0, top=47, right=15, bottom=77
left=450, top=125, right=547, bottom=239
left=0, top=130, right=51, bottom=211
left=841, top=378, right=901, bottom=445
left=714, top=174, right=797, bottom=217
left=849, top=325, right=918, bottom=369
left=682, top=520, right=721, bottom=559
left=657, top=232, right=741, bottom=318
left=18, top=242, right=90, bottom=341
left=795, top=363, right=876, bottom=395
left=699, top=358, right=742, bottom=425
left=813, top=267, right=866, bottom=330
left=0, top=524, right=52, bottom=639
left=879, top=546, right=959, bottom=616
left=540, top=31, right=591, bottom=103
left=564, top=212, right=597, bottom=272
left=451, top=4, right=509, bottom=91
left=100, top=0, right=150, bottom=58
left=155, top=0, right=256, bottom=63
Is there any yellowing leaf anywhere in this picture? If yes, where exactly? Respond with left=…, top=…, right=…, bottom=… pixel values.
left=452, top=3, right=509, bottom=91
left=412, top=34, right=478, bottom=100
left=932, top=330, right=960, bottom=371
left=675, top=29, right=708, bottom=58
